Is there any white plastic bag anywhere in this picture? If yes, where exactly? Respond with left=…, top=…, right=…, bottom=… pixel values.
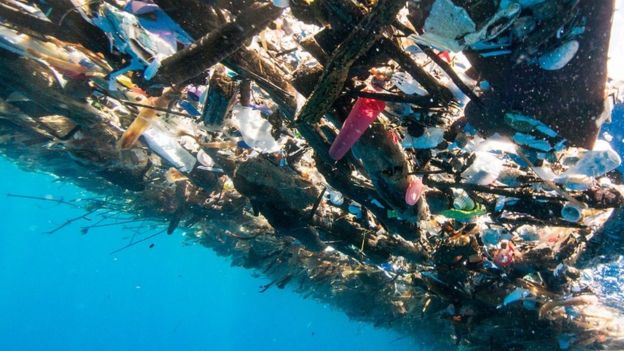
left=231, top=105, right=281, bottom=153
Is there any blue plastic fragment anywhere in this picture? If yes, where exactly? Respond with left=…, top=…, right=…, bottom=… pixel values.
left=178, top=100, right=200, bottom=116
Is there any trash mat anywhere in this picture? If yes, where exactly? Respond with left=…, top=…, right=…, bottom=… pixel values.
left=1, top=0, right=624, bottom=349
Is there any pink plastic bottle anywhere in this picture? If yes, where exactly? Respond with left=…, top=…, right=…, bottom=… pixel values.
left=328, top=97, right=386, bottom=161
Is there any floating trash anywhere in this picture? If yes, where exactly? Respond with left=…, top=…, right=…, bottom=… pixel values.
left=461, top=151, right=504, bottom=185
left=539, top=40, right=580, bottom=71
left=230, top=105, right=281, bottom=154
left=403, top=127, right=445, bottom=149
left=329, top=97, right=385, bottom=160
left=0, top=1, right=623, bottom=350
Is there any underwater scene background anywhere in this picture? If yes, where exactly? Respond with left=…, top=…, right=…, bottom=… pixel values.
left=0, top=157, right=421, bottom=351
left=2, top=0, right=624, bottom=350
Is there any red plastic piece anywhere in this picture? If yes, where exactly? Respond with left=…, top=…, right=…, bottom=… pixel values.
left=328, top=97, right=386, bottom=161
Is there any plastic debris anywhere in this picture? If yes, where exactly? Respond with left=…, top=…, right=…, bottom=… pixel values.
left=493, top=240, right=515, bottom=267
left=539, top=40, right=580, bottom=71
left=196, top=149, right=223, bottom=173
left=2, top=1, right=624, bottom=350
left=512, top=133, right=552, bottom=152
left=143, top=120, right=197, bottom=172
left=451, top=189, right=475, bottom=211
left=272, top=0, right=290, bottom=8
left=348, top=202, right=362, bottom=218
left=91, top=3, right=179, bottom=87
left=505, top=112, right=558, bottom=137
left=405, top=177, right=424, bottom=206
left=481, top=228, right=513, bottom=247
left=391, top=72, right=428, bottom=96
left=461, top=152, right=504, bottom=185
left=561, top=202, right=584, bottom=223
left=402, top=127, right=445, bottom=149
left=329, top=97, right=385, bottom=160
left=559, top=140, right=622, bottom=179
left=230, top=105, right=281, bottom=153
left=440, top=203, right=487, bottom=221
left=502, top=288, right=532, bottom=306
left=124, top=1, right=193, bottom=49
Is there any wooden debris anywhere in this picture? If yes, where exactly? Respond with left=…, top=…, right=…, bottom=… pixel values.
left=155, top=2, right=283, bottom=85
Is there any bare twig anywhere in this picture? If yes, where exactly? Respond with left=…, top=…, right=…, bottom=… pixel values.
left=46, top=208, right=99, bottom=234
left=7, top=193, right=80, bottom=208
left=109, top=229, right=166, bottom=255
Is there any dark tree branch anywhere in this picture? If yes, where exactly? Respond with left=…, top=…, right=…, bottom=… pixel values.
left=155, top=3, right=283, bottom=85
left=294, top=0, right=406, bottom=125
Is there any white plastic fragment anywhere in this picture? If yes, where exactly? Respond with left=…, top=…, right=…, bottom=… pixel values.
left=502, top=288, right=531, bottom=306
left=230, top=104, right=281, bottom=153
left=391, top=72, right=428, bottom=96
left=505, top=112, right=558, bottom=137
left=402, top=127, right=445, bottom=149
left=603, top=132, right=614, bottom=142
left=413, top=0, right=476, bottom=52
left=532, top=166, right=557, bottom=182
left=196, top=149, right=224, bottom=173
left=325, top=188, right=344, bottom=206
left=197, top=149, right=215, bottom=167
left=461, top=152, right=504, bottom=185
left=538, top=40, right=579, bottom=71
left=475, top=135, right=517, bottom=154
left=560, top=140, right=622, bottom=179
left=143, top=120, right=196, bottom=172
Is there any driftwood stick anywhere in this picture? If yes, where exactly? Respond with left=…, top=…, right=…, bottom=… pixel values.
left=418, top=44, right=481, bottom=103
left=152, top=0, right=225, bottom=35
left=381, top=40, right=454, bottom=103
left=424, top=178, right=623, bottom=209
left=239, top=79, right=252, bottom=107
left=42, top=0, right=116, bottom=62
left=155, top=3, right=282, bottom=85
left=153, top=0, right=297, bottom=113
left=6, top=193, right=80, bottom=208
left=300, top=35, right=330, bottom=65
left=295, top=0, right=405, bottom=124
left=346, top=89, right=435, bottom=106
left=0, top=54, right=113, bottom=131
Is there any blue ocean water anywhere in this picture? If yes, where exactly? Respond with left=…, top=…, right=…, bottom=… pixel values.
left=0, top=157, right=422, bottom=351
